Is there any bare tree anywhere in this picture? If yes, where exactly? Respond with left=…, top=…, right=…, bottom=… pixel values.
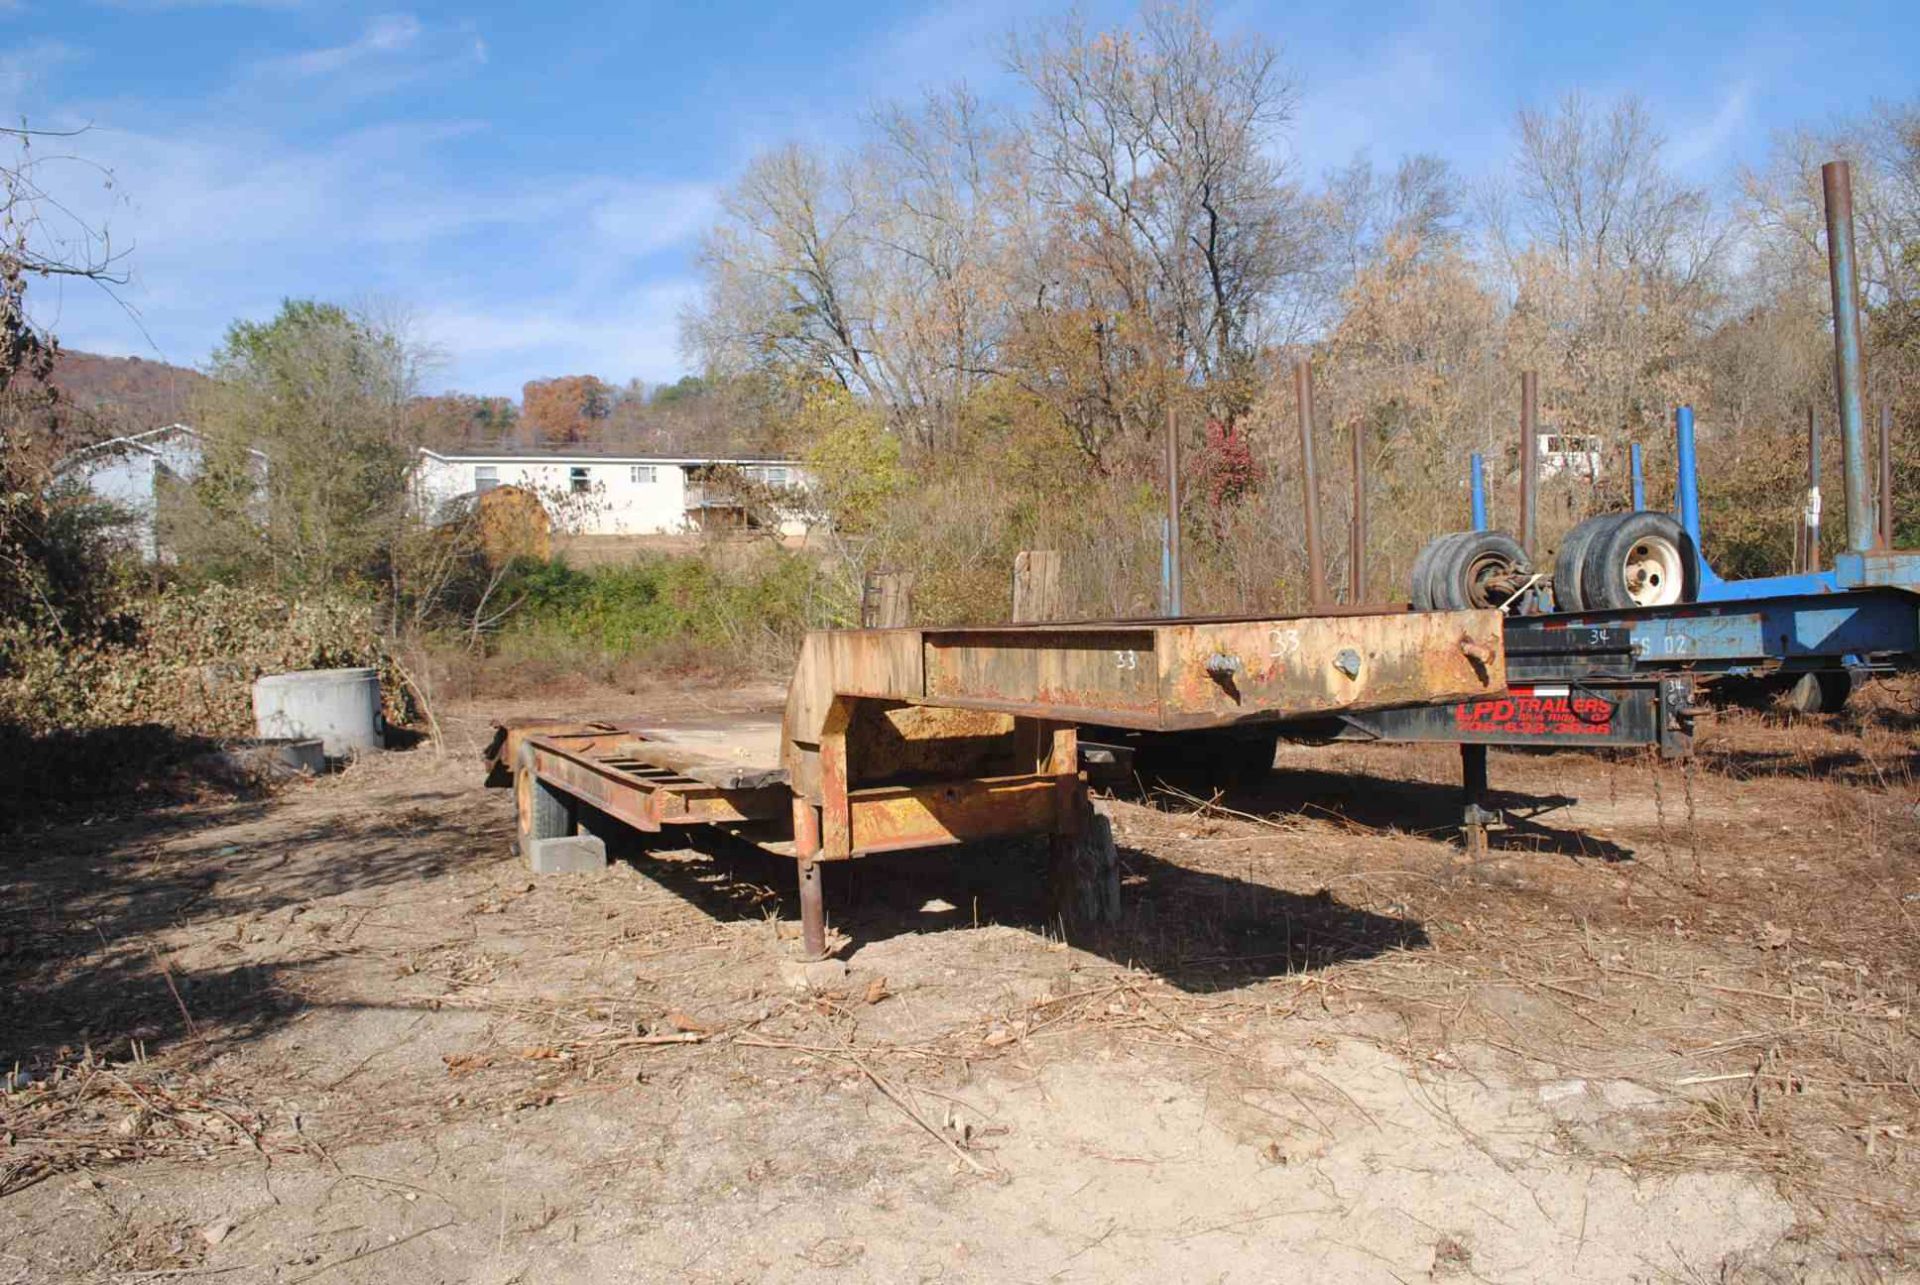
left=1007, top=2, right=1310, bottom=427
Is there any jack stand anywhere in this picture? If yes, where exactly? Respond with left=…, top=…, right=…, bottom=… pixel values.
left=1459, top=743, right=1502, bottom=858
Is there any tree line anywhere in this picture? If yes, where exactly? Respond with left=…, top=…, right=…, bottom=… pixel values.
left=673, top=4, right=1918, bottom=617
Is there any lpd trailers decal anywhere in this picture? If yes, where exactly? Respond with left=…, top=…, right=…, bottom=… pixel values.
left=1452, top=686, right=1615, bottom=737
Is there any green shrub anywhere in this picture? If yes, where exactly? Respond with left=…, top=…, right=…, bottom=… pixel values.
left=489, top=549, right=842, bottom=669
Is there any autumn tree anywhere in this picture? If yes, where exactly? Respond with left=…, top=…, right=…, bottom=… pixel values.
left=407, top=393, right=517, bottom=449
left=521, top=375, right=613, bottom=444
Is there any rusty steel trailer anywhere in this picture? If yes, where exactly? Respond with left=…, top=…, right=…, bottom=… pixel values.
left=488, top=608, right=1505, bottom=957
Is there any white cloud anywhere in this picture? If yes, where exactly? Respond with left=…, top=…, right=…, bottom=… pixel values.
left=1284, top=2, right=1499, bottom=181
left=417, top=282, right=701, bottom=395
left=587, top=182, right=718, bottom=258
left=0, top=38, right=79, bottom=100
left=1668, top=81, right=1754, bottom=174
left=262, top=12, right=422, bottom=78
left=32, top=106, right=720, bottom=394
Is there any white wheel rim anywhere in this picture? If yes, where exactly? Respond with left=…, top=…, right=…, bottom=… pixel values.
left=1619, top=536, right=1684, bottom=606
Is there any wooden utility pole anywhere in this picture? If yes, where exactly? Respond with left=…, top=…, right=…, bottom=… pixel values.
left=860, top=571, right=913, bottom=628
left=1011, top=550, right=1063, bottom=623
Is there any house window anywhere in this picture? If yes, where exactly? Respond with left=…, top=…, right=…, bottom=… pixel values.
left=765, top=466, right=790, bottom=486
left=570, top=466, right=591, bottom=493
left=474, top=465, right=499, bottom=493
left=630, top=464, right=657, bottom=484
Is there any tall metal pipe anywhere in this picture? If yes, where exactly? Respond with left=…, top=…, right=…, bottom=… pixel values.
left=1294, top=358, right=1326, bottom=607
left=1822, top=160, right=1875, bottom=554
left=1350, top=419, right=1368, bottom=602
left=1519, top=371, right=1539, bottom=556
left=1805, top=406, right=1823, bottom=572
left=1469, top=453, right=1487, bottom=531
left=1164, top=403, right=1183, bottom=616
left=1630, top=442, right=1645, bottom=512
left=1676, top=406, right=1703, bottom=549
left=1880, top=404, right=1895, bottom=549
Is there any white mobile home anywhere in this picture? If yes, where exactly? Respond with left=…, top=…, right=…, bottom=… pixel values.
left=411, top=446, right=812, bottom=538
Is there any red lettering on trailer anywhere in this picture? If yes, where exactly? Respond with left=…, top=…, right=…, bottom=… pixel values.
left=1451, top=693, right=1614, bottom=738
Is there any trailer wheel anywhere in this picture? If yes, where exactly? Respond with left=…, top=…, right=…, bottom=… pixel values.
left=515, top=741, right=575, bottom=851
left=1430, top=531, right=1531, bottom=611
left=1409, top=533, right=1454, bottom=610
left=1412, top=532, right=1470, bottom=610
left=1552, top=514, right=1617, bottom=613
left=1787, top=670, right=1852, bottom=714
left=1579, top=512, right=1697, bottom=610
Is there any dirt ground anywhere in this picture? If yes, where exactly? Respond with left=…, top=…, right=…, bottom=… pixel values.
left=3, top=677, right=1917, bottom=1283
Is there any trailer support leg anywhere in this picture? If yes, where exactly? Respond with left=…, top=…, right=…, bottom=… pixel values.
left=797, top=860, right=826, bottom=959
left=792, top=797, right=828, bottom=959
left=1460, top=743, right=1493, bottom=859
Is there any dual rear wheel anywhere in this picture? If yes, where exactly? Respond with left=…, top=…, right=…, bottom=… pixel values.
left=1410, top=511, right=1698, bottom=614
left=1556, top=511, right=1696, bottom=612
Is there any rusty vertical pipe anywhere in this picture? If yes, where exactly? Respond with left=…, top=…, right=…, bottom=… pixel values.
left=1805, top=406, right=1823, bottom=572
left=1519, top=371, right=1539, bottom=557
left=1822, top=161, right=1875, bottom=555
left=1350, top=419, right=1368, bottom=603
left=1165, top=402, right=1183, bottom=616
left=1294, top=358, right=1326, bottom=607
left=1880, top=404, right=1895, bottom=549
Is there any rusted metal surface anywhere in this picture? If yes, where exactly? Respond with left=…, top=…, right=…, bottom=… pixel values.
left=797, top=859, right=825, bottom=958
left=1519, top=371, right=1539, bottom=557
left=1295, top=358, right=1326, bottom=607
left=1165, top=405, right=1184, bottom=615
left=521, top=735, right=786, bottom=835
left=1824, top=160, right=1875, bottom=555
left=484, top=717, right=636, bottom=787
left=1351, top=418, right=1369, bottom=602
left=842, top=773, right=1063, bottom=857
left=780, top=608, right=1504, bottom=800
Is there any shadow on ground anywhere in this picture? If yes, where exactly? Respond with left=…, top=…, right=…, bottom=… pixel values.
left=1164, top=766, right=1635, bottom=863
left=0, top=756, right=511, bottom=1070
left=1697, top=743, right=1920, bottom=788
left=592, top=816, right=1428, bottom=995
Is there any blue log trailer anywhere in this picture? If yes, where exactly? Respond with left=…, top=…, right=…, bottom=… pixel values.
left=1094, top=159, right=1916, bottom=858
left=1307, top=159, right=1917, bottom=855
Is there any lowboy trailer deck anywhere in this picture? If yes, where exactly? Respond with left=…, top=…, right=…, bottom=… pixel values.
left=488, top=608, right=1505, bottom=956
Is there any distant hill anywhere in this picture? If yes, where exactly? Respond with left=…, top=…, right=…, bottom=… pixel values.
left=48, top=350, right=207, bottom=444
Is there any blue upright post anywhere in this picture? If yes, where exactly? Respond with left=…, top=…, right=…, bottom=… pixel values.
left=1161, top=517, right=1174, bottom=614
left=1630, top=443, right=1645, bottom=512
left=1469, top=453, right=1487, bottom=532
left=1675, top=407, right=1703, bottom=549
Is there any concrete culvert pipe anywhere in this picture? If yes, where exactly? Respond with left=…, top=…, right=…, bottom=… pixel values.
left=252, top=667, right=384, bottom=758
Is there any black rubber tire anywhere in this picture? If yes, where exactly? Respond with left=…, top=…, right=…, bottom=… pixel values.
left=1414, top=532, right=1472, bottom=610
left=1552, top=514, right=1618, bottom=613
left=1430, top=531, right=1531, bottom=611
left=1787, top=670, right=1852, bottom=714
left=1579, top=512, right=1698, bottom=611
left=515, top=742, right=575, bottom=848
left=1409, top=533, right=1456, bottom=610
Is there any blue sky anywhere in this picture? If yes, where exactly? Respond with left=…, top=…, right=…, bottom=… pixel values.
left=4, top=0, right=1913, bottom=398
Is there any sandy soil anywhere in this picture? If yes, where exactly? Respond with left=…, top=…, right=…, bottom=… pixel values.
left=2, top=679, right=1916, bottom=1283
